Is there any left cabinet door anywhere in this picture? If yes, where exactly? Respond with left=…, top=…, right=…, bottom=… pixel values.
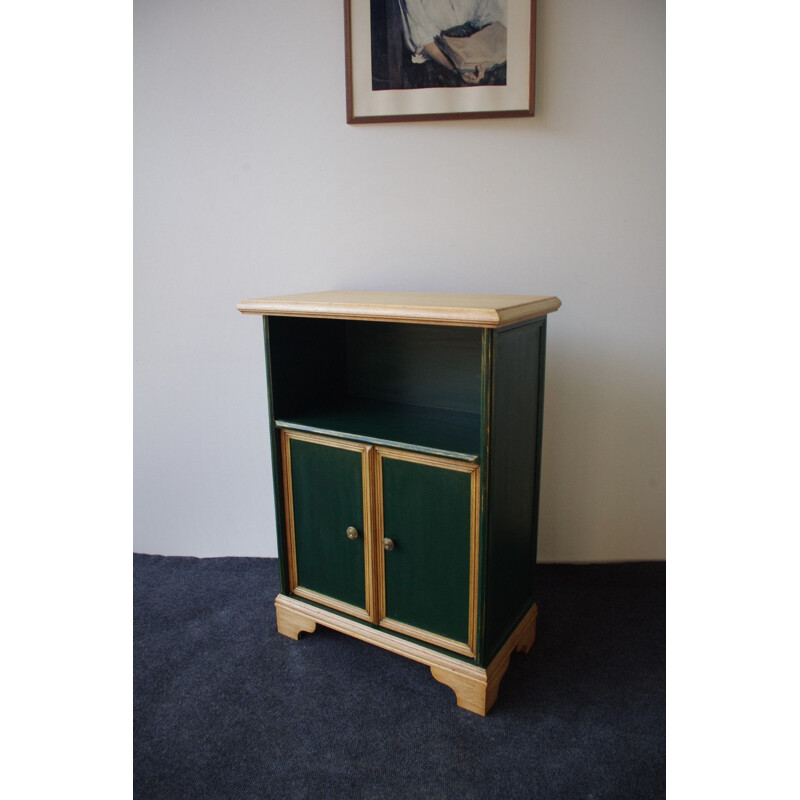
left=280, top=430, right=374, bottom=622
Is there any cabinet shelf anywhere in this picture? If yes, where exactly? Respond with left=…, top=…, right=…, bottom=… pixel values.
left=275, top=399, right=481, bottom=461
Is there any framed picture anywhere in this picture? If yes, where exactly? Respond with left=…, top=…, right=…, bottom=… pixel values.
left=345, top=0, right=536, bottom=124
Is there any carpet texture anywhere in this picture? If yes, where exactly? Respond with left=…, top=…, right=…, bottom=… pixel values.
left=134, top=556, right=665, bottom=799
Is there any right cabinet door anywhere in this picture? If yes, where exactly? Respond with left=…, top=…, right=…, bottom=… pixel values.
left=375, top=448, right=480, bottom=658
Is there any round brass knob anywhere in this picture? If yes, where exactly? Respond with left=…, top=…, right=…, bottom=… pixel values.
left=346, top=526, right=359, bottom=540
left=383, top=538, right=394, bottom=551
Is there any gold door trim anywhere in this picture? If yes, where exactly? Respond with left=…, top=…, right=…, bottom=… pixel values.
left=281, top=429, right=376, bottom=623
left=373, top=446, right=480, bottom=658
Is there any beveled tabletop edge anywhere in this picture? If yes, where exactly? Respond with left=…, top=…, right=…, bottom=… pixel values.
left=237, top=291, right=561, bottom=328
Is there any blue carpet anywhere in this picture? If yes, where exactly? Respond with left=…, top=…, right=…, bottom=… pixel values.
left=134, top=556, right=665, bottom=799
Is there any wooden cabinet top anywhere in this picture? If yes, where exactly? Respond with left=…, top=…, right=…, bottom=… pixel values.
left=237, top=290, right=561, bottom=328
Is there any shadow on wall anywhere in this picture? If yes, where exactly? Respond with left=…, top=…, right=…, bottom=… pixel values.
left=538, top=337, right=665, bottom=562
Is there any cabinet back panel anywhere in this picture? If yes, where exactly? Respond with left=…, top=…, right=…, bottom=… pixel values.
left=267, top=317, right=349, bottom=418
left=346, top=322, right=482, bottom=414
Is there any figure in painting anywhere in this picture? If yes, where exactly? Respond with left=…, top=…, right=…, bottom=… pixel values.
left=370, top=0, right=508, bottom=90
left=398, top=0, right=507, bottom=85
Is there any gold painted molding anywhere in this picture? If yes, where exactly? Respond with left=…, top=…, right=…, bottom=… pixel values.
left=274, top=594, right=538, bottom=716
left=237, top=290, right=561, bottom=328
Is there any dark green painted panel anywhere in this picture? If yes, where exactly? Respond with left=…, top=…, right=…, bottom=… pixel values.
left=475, top=327, right=493, bottom=665
left=263, top=318, right=291, bottom=594
left=267, top=316, right=348, bottom=419
left=484, top=320, right=545, bottom=663
left=289, top=438, right=366, bottom=610
left=276, top=398, right=480, bottom=460
left=346, top=321, right=482, bottom=413
left=381, top=458, right=471, bottom=644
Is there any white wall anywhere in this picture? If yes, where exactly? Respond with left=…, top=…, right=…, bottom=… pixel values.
left=134, top=0, right=664, bottom=561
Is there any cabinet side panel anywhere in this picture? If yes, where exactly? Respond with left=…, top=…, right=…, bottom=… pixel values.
left=484, top=320, right=545, bottom=662
left=263, top=317, right=290, bottom=593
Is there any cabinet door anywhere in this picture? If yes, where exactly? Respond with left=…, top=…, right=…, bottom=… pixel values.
left=281, top=431, right=374, bottom=622
left=376, top=448, right=479, bottom=657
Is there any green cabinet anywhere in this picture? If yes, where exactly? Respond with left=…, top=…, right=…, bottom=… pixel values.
left=238, top=291, right=561, bottom=715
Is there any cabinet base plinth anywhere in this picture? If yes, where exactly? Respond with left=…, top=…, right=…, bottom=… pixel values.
left=273, top=594, right=537, bottom=716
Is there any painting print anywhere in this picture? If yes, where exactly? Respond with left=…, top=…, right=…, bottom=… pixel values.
left=345, top=0, right=533, bottom=122
left=371, top=0, right=508, bottom=90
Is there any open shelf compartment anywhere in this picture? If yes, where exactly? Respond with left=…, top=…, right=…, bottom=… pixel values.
left=266, top=316, right=484, bottom=460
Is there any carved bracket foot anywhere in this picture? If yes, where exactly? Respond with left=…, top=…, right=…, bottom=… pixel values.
left=275, top=596, right=317, bottom=640
left=430, top=665, right=491, bottom=716
left=431, top=603, right=539, bottom=715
